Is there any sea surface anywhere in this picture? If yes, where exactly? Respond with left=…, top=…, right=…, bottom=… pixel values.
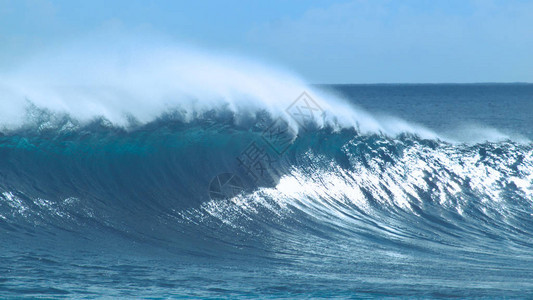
left=1, top=83, right=533, bottom=298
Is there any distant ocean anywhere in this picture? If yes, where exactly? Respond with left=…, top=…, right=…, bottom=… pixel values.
left=1, top=83, right=533, bottom=298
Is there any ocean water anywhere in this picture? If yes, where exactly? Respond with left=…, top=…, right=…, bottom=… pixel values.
left=324, top=84, right=533, bottom=141
left=1, top=83, right=533, bottom=298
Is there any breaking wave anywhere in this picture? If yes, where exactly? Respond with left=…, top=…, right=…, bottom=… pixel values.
left=1, top=41, right=533, bottom=282
left=1, top=115, right=533, bottom=255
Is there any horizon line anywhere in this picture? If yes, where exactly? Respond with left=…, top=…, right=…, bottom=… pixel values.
left=313, top=82, right=533, bottom=86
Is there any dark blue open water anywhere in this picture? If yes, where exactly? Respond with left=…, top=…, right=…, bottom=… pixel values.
left=1, top=83, right=533, bottom=298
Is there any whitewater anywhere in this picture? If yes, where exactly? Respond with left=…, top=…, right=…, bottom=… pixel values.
left=1, top=40, right=533, bottom=298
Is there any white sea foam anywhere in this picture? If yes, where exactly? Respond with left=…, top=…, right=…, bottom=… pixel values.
left=0, top=35, right=439, bottom=137
left=0, top=34, right=527, bottom=144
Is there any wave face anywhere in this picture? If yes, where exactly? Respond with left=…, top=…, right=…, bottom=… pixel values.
left=2, top=112, right=533, bottom=298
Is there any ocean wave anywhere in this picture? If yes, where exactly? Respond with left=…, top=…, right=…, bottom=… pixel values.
left=1, top=117, right=532, bottom=253
left=1, top=40, right=533, bottom=261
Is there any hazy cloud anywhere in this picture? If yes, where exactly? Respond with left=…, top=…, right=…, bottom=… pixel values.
left=249, top=0, right=533, bottom=83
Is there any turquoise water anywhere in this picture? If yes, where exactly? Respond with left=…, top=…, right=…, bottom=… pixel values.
left=1, top=84, right=533, bottom=298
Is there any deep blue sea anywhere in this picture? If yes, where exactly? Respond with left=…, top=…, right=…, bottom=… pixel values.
left=1, top=83, right=533, bottom=298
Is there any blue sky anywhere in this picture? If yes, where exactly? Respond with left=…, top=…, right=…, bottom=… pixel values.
left=1, top=0, right=532, bottom=83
